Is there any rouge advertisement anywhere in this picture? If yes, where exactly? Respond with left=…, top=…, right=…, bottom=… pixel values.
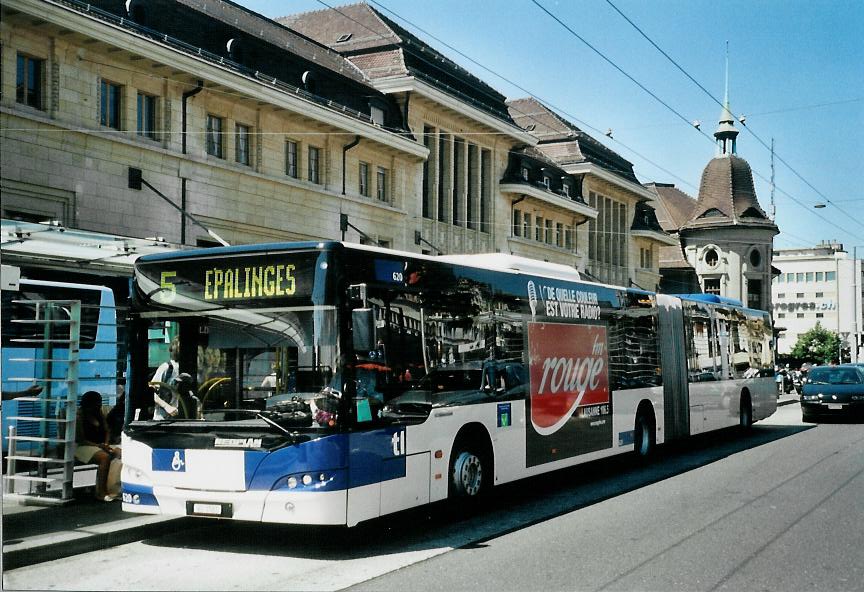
left=526, top=321, right=612, bottom=467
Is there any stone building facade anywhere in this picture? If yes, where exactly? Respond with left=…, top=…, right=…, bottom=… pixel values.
left=2, top=0, right=426, bottom=250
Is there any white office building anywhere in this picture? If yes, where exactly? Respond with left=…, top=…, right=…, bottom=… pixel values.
left=772, top=241, right=864, bottom=361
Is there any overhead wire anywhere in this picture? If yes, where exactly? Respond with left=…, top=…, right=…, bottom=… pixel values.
left=601, top=0, right=863, bottom=233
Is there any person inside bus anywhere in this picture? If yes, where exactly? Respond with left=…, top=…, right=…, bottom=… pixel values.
left=175, top=373, right=203, bottom=419
left=152, top=338, right=181, bottom=419
left=75, top=390, right=120, bottom=501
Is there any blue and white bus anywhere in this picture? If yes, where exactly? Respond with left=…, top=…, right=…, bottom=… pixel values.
left=121, top=242, right=776, bottom=525
left=1, top=278, right=120, bottom=451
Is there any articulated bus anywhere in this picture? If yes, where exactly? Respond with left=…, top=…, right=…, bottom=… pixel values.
left=121, top=242, right=776, bottom=526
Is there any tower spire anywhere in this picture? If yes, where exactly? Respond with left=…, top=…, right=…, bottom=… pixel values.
left=715, top=41, right=738, bottom=156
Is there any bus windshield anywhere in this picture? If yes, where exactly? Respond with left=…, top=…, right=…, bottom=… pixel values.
left=138, top=306, right=340, bottom=430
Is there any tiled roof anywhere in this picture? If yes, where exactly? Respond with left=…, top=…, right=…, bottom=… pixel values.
left=177, top=0, right=368, bottom=83
left=684, top=155, right=777, bottom=230
left=507, top=98, right=639, bottom=184
left=659, top=244, right=692, bottom=269
left=348, top=50, right=407, bottom=79
left=644, top=182, right=696, bottom=233
left=279, top=3, right=512, bottom=121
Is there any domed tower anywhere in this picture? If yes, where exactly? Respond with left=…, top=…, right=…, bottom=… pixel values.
left=679, top=64, right=778, bottom=310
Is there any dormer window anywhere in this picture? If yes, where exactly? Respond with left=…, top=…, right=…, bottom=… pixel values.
left=543, top=176, right=551, bottom=189
left=521, top=166, right=530, bottom=181
left=370, top=105, right=384, bottom=125
left=562, top=184, right=570, bottom=197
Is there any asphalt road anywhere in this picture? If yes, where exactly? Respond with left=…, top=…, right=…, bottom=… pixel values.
left=4, top=403, right=863, bottom=592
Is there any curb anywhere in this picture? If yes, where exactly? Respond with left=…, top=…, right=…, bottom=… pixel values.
left=3, top=515, right=195, bottom=570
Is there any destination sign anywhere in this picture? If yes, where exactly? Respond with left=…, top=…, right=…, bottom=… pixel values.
left=136, top=251, right=322, bottom=308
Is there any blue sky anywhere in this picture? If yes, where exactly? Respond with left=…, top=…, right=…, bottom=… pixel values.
left=238, top=0, right=863, bottom=251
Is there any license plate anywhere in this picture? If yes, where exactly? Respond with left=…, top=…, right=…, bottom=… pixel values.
left=827, top=404, right=845, bottom=410
left=186, top=500, right=233, bottom=517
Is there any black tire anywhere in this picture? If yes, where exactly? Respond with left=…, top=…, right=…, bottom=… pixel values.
left=449, top=442, right=489, bottom=499
left=739, top=393, right=753, bottom=430
left=634, top=408, right=655, bottom=460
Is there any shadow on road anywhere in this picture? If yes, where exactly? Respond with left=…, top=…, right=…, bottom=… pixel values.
left=144, top=423, right=813, bottom=560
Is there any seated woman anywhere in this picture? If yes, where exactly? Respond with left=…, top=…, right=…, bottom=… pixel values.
left=75, top=390, right=120, bottom=502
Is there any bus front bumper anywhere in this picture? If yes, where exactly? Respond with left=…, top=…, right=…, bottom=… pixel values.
left=121, top=483, right=348, bottom=525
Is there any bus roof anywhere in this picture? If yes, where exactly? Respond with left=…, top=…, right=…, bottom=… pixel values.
left=135, top=241, right=633, bottom=292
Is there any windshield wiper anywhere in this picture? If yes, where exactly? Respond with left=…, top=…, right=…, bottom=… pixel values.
left=255, top=412, right=301, bottom=443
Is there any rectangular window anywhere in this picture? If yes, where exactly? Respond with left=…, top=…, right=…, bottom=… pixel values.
left=513, top=209, right=521, bottom=237
left=16, top=54, right=44, bottom=109
left=286, top=140, right=298, bottom=178
left=796, top=313, right=805, bottom=319
left=563, top=184, right=570, bottom=198
left=816, top=271, right=824, bottom=282
left=796, top=273, right=804, bottom=282
left=747, top=279, right=762, bottom=310
left=235, top=124, right=251, bottom=166
left=308, top=146, right=320, bottom=184
left=543, top=176, right=551, bottom=189
left=826, top=271, right=836, bottom=281
left=777, top=293, right=786, bottom=299
left=206, top=114, right=224, bottom=158
left=565, top=225, right=573, bottom=250
left=777, top=313, right=785, bottom=319
left=422, top=126, right=434, bottom=219
left=556, top=222, right=563, bottom=247
left=816, top=313, right=824, bottom=318
left=521, top=166, right=530, bottom=181
left=376, top=167, right=388, bottom=202
left=796, top=293, right=805, bottom=298
left=805, top=272, right=814, bottom=282
left=523, top=213, right=531, bottom=240
left=545, top=219, right=553, bottom=244
left=816, top=292, right=824, bottom=298
left=136, top=93, right=157, bottom=139
left=704, top=278, right=721, bottom=295
left=100, top=80, right=122, bottom=130
left=359, top=162, right=370, bottom=196
left=535, top=216, right=543, bottom=242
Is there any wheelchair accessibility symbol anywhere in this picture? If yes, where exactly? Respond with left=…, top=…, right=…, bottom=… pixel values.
left=171, top=451, right=185, bottom=471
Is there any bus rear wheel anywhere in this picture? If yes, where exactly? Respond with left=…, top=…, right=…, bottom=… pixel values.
left=739, top=392, right=753, bottom=430
left=634, top=408, right=655, bottom=460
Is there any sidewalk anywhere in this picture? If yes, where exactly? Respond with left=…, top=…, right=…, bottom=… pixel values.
left=2, top=492, right=192, bottom=570
left=3, top=394, right=802, bottom=571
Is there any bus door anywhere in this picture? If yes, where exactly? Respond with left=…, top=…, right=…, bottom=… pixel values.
left=656, top=294, right=690, bottom=441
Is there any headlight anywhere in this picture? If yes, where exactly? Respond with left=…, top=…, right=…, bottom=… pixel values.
left=273, top=470, right=344, bottom=492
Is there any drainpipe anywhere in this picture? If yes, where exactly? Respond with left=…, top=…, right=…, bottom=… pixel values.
left=182, top=80, right=204, bottom=155
left=342, top=136, right=361, bottom=195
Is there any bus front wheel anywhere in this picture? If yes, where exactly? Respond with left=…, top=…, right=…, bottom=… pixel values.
left=451, top=450, right=484, bottom=497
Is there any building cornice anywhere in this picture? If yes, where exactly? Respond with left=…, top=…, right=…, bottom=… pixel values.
left=630, top=229, right=679, bottom=246
left=373, top=76, right=537, bottom=145
left=10, top=0, right=428, bottom=160
left=500, top=183, right=598, bottom=219
left=562, top=162, right=657, bottom=201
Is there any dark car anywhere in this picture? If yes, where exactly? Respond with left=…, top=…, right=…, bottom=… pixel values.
left=800, top=364, right=864, bottom=422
